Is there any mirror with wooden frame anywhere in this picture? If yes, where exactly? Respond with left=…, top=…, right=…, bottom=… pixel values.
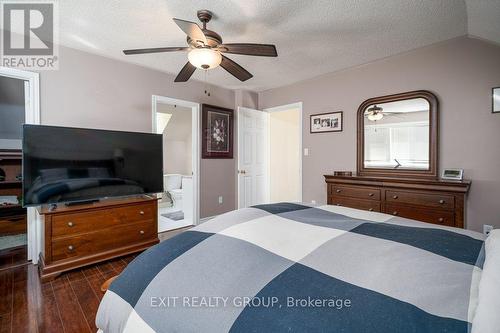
left=357, top=90, right=438, bottom=179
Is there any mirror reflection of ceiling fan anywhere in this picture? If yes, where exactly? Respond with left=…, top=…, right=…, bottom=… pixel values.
left=366, top=105, right=406, bottom=121
left=123, top=10, right=278, bottom=82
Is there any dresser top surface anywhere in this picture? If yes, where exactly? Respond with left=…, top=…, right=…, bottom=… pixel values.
left=324, top=174, right=470, bottom=190
left=38, top=195, right=158, bottom=215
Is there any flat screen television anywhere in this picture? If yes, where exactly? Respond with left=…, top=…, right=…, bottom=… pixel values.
left=22, top=124, right=163, bottom=206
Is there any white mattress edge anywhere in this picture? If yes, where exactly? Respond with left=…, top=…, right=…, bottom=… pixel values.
left=471, top=229, right=500, bottom=333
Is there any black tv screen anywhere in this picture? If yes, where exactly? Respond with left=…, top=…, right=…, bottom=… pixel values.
left=22, top=124, right=163, bottom=206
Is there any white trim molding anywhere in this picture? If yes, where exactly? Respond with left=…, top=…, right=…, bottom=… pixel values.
left=199, top=215, right=218, bottom=224
left=0, top=66, right=41, bottom=264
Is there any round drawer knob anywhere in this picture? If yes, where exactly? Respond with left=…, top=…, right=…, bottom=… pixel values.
left=68, top=245, right=74, bottom=251
left=439, top=200, right=445, bottom=204
left=393, top=195, right=398, bottom=199
left=336, top=189, right=341, bottom=193
left=393, top=211, right=398, bottom=216
left=139, top=211, right=145, bottom=215
left=139, top=230, right=145, bottom=235
left=369, top=193, right=374, bottom=197
left=438, top=218, right=444, bottom=223
left=67, top=222, right=73, bottom=227
left=369, top=208, right=374, bottom=211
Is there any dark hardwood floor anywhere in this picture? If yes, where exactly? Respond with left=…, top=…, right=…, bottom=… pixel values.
left=0, top=246, right=28, bottom=271
left=0, top=252, right=136, bottom=333
left=0, top=227, right=191, bottom=333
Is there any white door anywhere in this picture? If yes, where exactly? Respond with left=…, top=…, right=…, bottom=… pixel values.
left=238, top=107, right=269, bottom=208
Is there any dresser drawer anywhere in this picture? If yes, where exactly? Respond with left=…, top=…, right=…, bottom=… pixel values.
left=0, top=214, right=26, bottom=235
left=332, top=185, right=381, bottom=201
left=386, top=190, right=454, bottom=209
left=51, top=220, right=157, bottom=261
left=52, top=202, right=155, bottom=238
left=330, top=196, right=381, bottom=212
left=385, top=204, right=455, bottom=226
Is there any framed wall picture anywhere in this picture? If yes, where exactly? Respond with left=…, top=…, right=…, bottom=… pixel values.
left=202, top=104, right=234, bottom=159
left=310, top=111, right=343, bottom=133
left=493, top=87, right=500, bottom=113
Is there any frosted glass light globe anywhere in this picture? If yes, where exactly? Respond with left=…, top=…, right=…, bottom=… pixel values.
left=367, top=112, right=383, bottom=121
left=188, top=48, right=222, bottom=70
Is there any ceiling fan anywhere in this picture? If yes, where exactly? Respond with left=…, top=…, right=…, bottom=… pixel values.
left=366, top=105, right=384, bottom=121
left=366, top=105, right=407, bottom=121
left=123, top=10, right=278, bottom=82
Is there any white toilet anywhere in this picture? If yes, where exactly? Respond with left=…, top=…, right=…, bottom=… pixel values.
left=164, top=174, right=183, bottom=210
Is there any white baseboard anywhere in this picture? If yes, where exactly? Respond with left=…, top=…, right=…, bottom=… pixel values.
left=199, top=215, right=218, bottom=224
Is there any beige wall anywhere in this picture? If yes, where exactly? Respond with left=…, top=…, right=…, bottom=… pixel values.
left=157, top=104, right=192, bottom=175
left=259, top=37, right=500, bottom=232
left=269, top=108, right=301, bottom=203
left=37, top=44, right=236, bottom=218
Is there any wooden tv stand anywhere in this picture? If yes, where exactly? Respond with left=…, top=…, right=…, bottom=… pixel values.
left=38, top=196, right=159, bottom=282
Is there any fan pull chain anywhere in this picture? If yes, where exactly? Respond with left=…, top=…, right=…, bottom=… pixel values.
left=203, top=69, right=211, bottom=97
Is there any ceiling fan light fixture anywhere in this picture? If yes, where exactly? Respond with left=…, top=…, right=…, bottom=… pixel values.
left=367, top=105, right=384, bottom=121
left=188, top=48, right=222, bottom=70
left=367, top=112, right=384, bottom=121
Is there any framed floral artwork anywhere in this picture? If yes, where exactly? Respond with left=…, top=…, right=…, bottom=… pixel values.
left=202, top=104, right=234, bottom=158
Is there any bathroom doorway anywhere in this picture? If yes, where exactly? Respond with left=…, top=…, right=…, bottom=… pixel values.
left=152, top=96, right=200, bottom=232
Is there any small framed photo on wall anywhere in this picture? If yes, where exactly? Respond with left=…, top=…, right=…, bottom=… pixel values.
left=310, top=111, right=343, bottom=133
left=493, top=87, right=500, bottom=113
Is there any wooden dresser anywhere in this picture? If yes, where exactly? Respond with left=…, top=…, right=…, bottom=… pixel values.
left=324, top=175, right=470, bottom=228
left=38, top=196, right=159, bottom=281
left=0, top=151, right=26, bottom=239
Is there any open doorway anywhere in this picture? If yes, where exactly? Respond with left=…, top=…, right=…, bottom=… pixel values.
left=0, top=67, right=40, bottom=267
left=237, top=102, right=302, bottom=208
left=152, top=96, right=200, bottom=232
left=266, top=103, right=302, bottom=203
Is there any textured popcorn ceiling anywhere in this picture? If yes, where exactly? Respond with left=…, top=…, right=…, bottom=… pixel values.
left=58, top=0, right=499, bottom=91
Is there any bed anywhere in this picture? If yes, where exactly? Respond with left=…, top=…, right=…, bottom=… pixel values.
left=96, top=203, right=499, bottom=333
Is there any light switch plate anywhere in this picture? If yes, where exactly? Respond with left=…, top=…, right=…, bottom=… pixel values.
left=304, top=148, right=309, bottom=156
left=218, top=196, right=223, bottom=204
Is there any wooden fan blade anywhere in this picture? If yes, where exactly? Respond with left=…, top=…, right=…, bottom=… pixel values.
left=173, top=18, right=207, bottom=44
left=220, top=55, right=253, bottom=81
left=219, top=43, right=277, bottom=57
left=174, top=62, right=196, bottom=82
left=123, top=47, right=188, bottom=55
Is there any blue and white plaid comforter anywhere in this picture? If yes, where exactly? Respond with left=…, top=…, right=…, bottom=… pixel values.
left=96, top=203, right=485, bottom=333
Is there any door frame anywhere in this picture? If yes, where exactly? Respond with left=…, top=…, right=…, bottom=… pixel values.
left=0, top=66, right=40, bottom=263
left=264, top=102, right=303, bottom=203
left=151, top=95, right=200, bottom=226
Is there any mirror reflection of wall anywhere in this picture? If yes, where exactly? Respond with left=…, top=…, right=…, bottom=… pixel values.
left=0, top=76, right=25, bottom=150
left=0, top=74, right=28, bottom=265
left=364, top=98, right=430, bottom=170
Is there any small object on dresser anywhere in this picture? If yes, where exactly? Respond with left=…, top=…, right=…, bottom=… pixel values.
left=441, top=169, right=464, bottom=181
left=0, top=168, right=5, bottom=181
left=333, top=171, right=353, bottom=177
